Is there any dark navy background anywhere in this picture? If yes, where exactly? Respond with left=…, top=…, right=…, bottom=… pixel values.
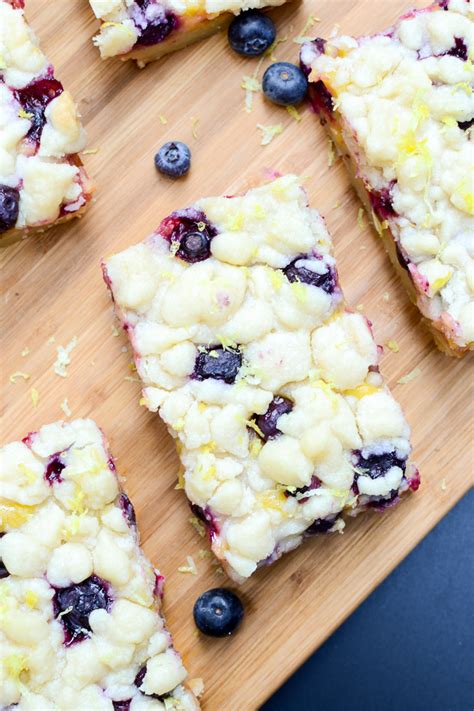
left=262, top=489, right=473, bottom=711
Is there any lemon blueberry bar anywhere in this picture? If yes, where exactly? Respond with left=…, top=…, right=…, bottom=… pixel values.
left=88, top=0, right=288, bottom=65
left=0, top=419, right=199, bottom=710
left=301, top=0, right=474, bottom=356
left=103, top=174, right=419, bottom=583
left=0, top=0, right=93, bottom=246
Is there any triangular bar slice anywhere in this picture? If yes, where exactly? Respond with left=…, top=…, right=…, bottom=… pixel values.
left=0, top=0, right=93, bottom=246
left=103, top=174, right=419, bottom=582
left=0, top=419, right=199, bottom=710
left=87, top=0, right=288, bottom=65
left=300, top=0, right=473, bottom=356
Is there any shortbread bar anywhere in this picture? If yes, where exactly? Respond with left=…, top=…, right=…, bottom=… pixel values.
left=88, top=0, right=288, bottom=65
left=0, top=0, right=93, bottom=246
left=0, top=419, right=199, bottom=710
left=103, top=174, right=419, bottom=582
left=301, top=0, right=474, bottom=356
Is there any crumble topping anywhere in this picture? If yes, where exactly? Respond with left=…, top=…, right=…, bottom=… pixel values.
left=0, top=0, right=90, bottom=236
left=301, top=0, right=474, bottom=351
left=104, top=174, right=417, bottom=581
left=0, top=419, right=199, bottom=710
left=89, top=0, right=287, bottom=59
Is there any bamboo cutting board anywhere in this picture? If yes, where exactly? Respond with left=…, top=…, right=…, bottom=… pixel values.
left=1, top=0, right=473, bottom=708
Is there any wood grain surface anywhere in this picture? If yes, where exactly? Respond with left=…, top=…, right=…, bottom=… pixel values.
left=1, top=1, right=473, bottom=709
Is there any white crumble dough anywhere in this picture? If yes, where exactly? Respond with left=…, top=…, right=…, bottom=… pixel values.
left=0, top=419, right=199, bottom=711
left=103, top=174, right=418, bottom=582
left=88, top=0, right=287, bottom=60
left=0, top=0, right=92, bottom=239
left=301, top=0, right=474, bottom=355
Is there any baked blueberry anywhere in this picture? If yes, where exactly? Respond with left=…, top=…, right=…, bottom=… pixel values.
left=193, top=345, right=242, bottom=383
left=159, top=207, right=217, bottom=263
left=53, top=575, right=111, bottom=646
left=155, top=141, right=191, bottom=178
left=354, top=450, right=406, bottom=480
left=15, top=78, right=63, bottom=144
left=305, top=516, right=337, bottom=535
left=262, top=62, right=308, bottom=106
left=283, top=257, right=336, bottom=294
left=193, top=588, right=244, bottom=637
left=0, top=533, right=8, bottom=579
left=228, top=11, right=275, bottom=56
left=253, top=395, right=293, bottom=440
left=0, top=185, right=20, bottom=234
left=119, top=493, right=136, bottom=527
left=458, top=118, right=474, bottom=131
left=44, top=453, right=65, bottom=485
left=135, top=0, right=178, bottom=46
left=447, top=37, right=468, bottom=61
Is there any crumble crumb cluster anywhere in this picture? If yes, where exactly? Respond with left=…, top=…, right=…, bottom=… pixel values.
left=301, top=0, right=474, bottom=356
left=88, top=0, right=288, bottom=64
left=0, top=0, right=93, bottom=244
left=0, top=419, right=199, bottom=710
left=103, top=174, right=419, bottom=582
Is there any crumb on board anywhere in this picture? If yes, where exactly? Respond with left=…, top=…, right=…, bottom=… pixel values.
left=387, top=340, right=400, bottom=353
left=53, top=337, right=78, bottom=378
left=198, top=549, right=212, bottom=559
left=397, top=367, right=422, bottom=385
left=286, top=105, right=302, bottom=122
left=81, top=147, right=99, bottom=155
left=47, top=336, right=56, bottom=345
left=178, top=555, right=198, bottom=575
left=30, top=387, right=39, bottom=407
left=21, top=347, right=30, bottom=357
left=9, top=371, right=30, bottom=384
left=356, top=304, right=364, bottom=312
left=383, top=292, right=390, bottom=302
left=159, top=114, right=168, bottom=125
left=189, top=516, right=206, bottom=538
left=332, top=200, right=341, bottom=210
left=111, top=325, right=120, bottom=337
left=241, top=73, right=261, bottom=114
left=357, top=207, right=365, bottom=230
left=190, top=116, right=199, bottom=139
left=61, top=398, right=72, bottom=417
left=188, top=678, right=205, bottom=698
left=257, top=123, right=284, bottom=146
left=124, top=375, right=140, bottom=382
left=440, top=478, right=448, bottom=491
left=327, top=138, right=335, bottom=167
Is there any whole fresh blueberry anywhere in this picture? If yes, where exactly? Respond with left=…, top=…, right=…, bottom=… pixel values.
left=262, top=62, right=308, bottom=106
left=228, top=11, right=276, bottom=56
left=0, top=185, right=20, bottom=234
left=155, top=141, right=191, bottom=178
left=253, top=395, right=293, bottom=441
left=53, top=575, right=111, bottom=646
left=193, top=346, right=242, bottom=384
left=193, top=588, right=244, bottom=637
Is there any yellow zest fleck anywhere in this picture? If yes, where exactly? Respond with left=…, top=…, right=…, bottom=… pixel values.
left=178, top=555, right=197, bottom=575
left=139, top=397, right=147, bottom=407
left=266, top=32, right=289, bottom=61
left=286, top=105, right=302, bottom=121
left=452, top=175, right=474, bottom=215
left=257, top=123, right=284, bottom=146
left=81, top=147, right=99, bottom=155
left=66, top=488, right=87, bottom=515
left=30, top=387, right=39, bottom=408
left=356, top=303, right=364, bottom=312
left=440, top=478, right=447, bottom=491
left=387, top=340, right=400, bottom=353
left=190, top=116, right=199, bottom=139
left=4, top=653, right=29, bottom=681
left=0, top=498, right=34, bottom=529
left=357, top=208, right=365, bottom=230
left=173, top=418, right=185, bottom=432
left=452, top=81, right=471, bottom=96
left=257, top=490, right=287, bottom=512
left=293, top=14, right=320, bottom=44
left=311, top=378, right=339, bottom=407
left=253, top=202, right=266, bottom=220
left=327, top=138, right=335, bottom=167
left=21, top=347, right=30, bottom=357
left=245, top=419, right=265, bottom=439
left=124, top=375, right=140, bottom=382
left=382, top=292, right=390, bottom=302
left=18, top=463, right=36, bottom=485
left=111, top=325, right=120, bottom=337
left=200, top=441, right=217, bottom=454
left=189, top=516, right=205, bottom=538
left=250, top=437, right=263, bottom=458
left=198, top=549, right=212, bottom=559
left=62, top=512, right=85, bottom=540
left=198, top=402, right=207, bottom=412
left=9, top=371, right=30, bottom=384
left=412, top=94, right=430, bottom=128
left=216, top=334, right=238, bottom=350
left=269, top=268, right=285, bottom=291
left=432, top=272, right=453, bottom=291
left=397, top=367, right=422, bottom=385
left=227, top=211, right=244, bottom=231
left=343, top=383, right=379, bottom=399
left=159, top=114, right=168, bottom=125
left=18, top=107, right=33, bottom=120
left=332, top=200, right=341, bottom=210
left=291, top=281, right=307, bottom=303
left=441, top=116, right=457, bottom=128
left=23, top=590, right=38, bottom=608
